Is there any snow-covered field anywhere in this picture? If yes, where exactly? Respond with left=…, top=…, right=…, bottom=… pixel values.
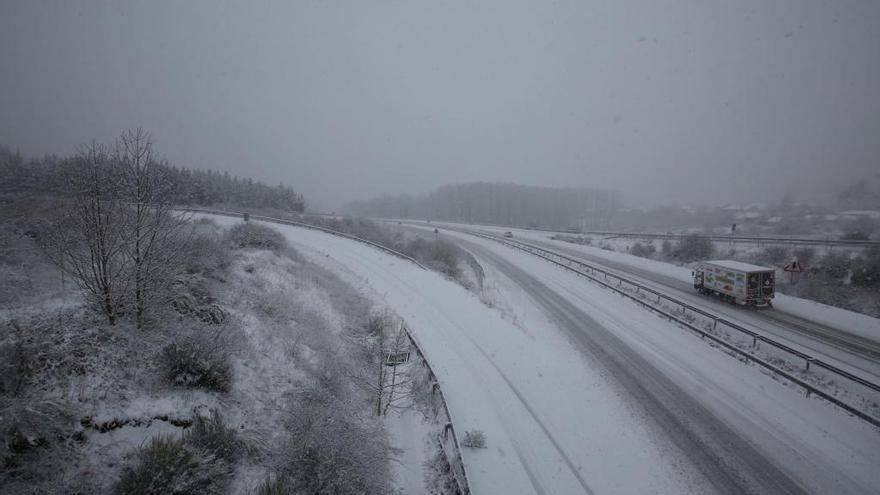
left=217, top=215, right=880, bottom=494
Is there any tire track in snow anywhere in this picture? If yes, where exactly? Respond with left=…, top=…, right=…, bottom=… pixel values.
left=460, top=237, right=809, bottom=495
left=280, top=230, right=560, bottom=494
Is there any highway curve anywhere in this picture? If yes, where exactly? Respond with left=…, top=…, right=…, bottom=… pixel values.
left=486, top=232, right=880, bottom=379
left=456, top=236, right=808, bottom=495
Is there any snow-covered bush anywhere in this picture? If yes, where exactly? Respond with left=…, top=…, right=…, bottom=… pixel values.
left=158, top=335, right=233, bottom=392
left=851, top=246, right=880, bottom=288
left=0, top=396, right=74, bottom=485
left=461, top=429, right=487, bottom=448
left=793, top=247, right=816, bottom=266
left=630, top=242, right=656, bottom=258
left=276, top=382, right=391, bottom=494
left=253, top=475, right=294, bottom=495
left=184, top=410, right=244, bottom=463
left=113, top=434, right=229, bottom=495
left=820, top=252, right=852, bottom=280
left=0, top=338, right=31, bottom=398
left=758, top=246, right=790, bottom=265
left=670, top=234, right=713, bottom=261
left=183, top=227, right=231, bottom=278
left=226, top=222, right=289, bottom=251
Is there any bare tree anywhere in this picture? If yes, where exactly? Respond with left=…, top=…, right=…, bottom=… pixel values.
left=114, top=128, right=189, bottom=328
left=381, top=322, right=413, bottom=416
left=42, top=142, right=128, bottom=325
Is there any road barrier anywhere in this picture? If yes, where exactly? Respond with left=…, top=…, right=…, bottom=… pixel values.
left=402, top=325, right=471, bottom=495
left=469, top=231, right=880, bottom=429
left=181, top=207, right=427, bottom=269
left=553, top=230, right=880, bottom=248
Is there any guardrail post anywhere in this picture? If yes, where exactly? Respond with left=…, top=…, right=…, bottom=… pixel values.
left=752, top=336, right=758, bottom=348
left=805, top=357, right=814, bottom=371
left=712, top=319, right=718, bottom=330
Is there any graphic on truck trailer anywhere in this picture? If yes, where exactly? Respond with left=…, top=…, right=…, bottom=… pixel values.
left=693, top=261, right=775, bottom=307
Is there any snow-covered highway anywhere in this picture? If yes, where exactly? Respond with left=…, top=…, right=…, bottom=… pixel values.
left=428, top=221, right=880, bottom=384
left=211, top=214, right=880, bottom=494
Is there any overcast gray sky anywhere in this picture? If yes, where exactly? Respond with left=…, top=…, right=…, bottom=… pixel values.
left=1, top=1, right=878, bottom=210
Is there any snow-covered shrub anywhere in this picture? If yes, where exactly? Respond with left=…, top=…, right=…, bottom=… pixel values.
left=183, top=228, right=231, bottom=278
left=630, top=242, right=655, bottom=258
left=851, top=246, right=880, bottom=288
left=226, top=222, right=289, bottom=251
left=671, top=234, right=713, bottom=261
left=0, top=338, right=31, bottom=398
left=113, top=434, right=229, bottom=495
left=461, top=430, right=486, bottom=449
left=276, top=382, right=391, bottom=494
left=158, top=335, right=233, bottom=392
left=366, top=313, right=387, bottom=337
left=758, top=246, right=790, bottom=265
left=169, top=277, right=228, bottom=325
left=820, top=252, right=852, bottom=280
left=0, top=397, right=75, bottom=484
left=253, top=475, right=293, bottom=495
left=793, top=247, right=816, bottom=266
left=184, top=410, right=243, bottom=463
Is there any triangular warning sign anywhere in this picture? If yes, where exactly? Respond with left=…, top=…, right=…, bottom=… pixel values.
left=784, top=260, right=803, bottom=272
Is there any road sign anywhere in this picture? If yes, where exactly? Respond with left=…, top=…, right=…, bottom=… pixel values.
left=784, top=259, right=803, bottom=284
left=783, top=260, right=803, bottom=272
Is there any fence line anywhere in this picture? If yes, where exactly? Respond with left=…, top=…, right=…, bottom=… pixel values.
left=469, top=231, right=880, bottom=429
left=181, top=207, right=427, bottom=269
left=402, top=325, right=471, bottom=495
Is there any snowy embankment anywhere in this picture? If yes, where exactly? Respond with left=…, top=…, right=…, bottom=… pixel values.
left=447, top=222, right=880, bottom=344
left=207, top=216, right=716, bottom=494
left=435, top=228, right=880, bottom=495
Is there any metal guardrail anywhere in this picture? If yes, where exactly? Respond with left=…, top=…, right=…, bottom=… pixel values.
left=553, top=230, right=880, bottom=248
left=180, top=207, right=428, bottom=269
left=469, top=231, right=880, bottom=428
left=187, top=208, right=471, bottom=491
left=402, top=325, right=471, bottom=495
left=385, top=218, right=880, bottom=248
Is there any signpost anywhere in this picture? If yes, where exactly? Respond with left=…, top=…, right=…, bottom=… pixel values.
left=783, top=258, right=804, bottom=284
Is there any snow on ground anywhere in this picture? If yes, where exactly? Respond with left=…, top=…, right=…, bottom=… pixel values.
left=438, top=228, right=880, bottom=495
left=199, top=215, right=880, bottom=494
left=208, top=216, right=723, bottom=494
left=445, top=222, right=880, bottom=345
left=385, top=404, right=437, bottom=494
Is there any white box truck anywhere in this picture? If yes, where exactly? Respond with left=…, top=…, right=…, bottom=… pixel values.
left=693, top=260, right=775, bottom=307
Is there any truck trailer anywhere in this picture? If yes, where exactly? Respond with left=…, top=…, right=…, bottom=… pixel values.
left=693, top=260, right=775, bottom=307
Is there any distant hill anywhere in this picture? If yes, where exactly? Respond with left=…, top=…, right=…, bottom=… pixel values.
left=345, top=182, right=620, bottom=230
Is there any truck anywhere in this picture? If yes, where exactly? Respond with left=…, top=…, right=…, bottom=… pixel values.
left=693, top=260, right=775, bottom=307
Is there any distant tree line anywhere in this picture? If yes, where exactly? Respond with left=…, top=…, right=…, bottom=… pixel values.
left=0, top=144, right=305, bottom=212
left=837, top=175, right=880, bottom=211
left=345, top=182, right=621, bottom=230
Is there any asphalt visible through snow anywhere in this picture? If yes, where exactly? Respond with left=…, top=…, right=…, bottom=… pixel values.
left=457, top=237, right=808, bottom=495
